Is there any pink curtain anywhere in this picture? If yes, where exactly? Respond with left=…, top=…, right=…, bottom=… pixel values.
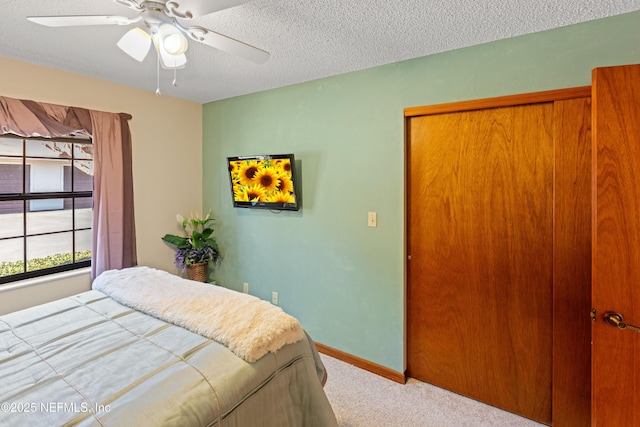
left=0, top=96, right=137, bottom=279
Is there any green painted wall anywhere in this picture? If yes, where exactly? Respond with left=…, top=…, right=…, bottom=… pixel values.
left=203, top=11, right=640, bottom=372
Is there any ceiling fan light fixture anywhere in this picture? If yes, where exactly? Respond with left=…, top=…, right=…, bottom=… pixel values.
left=164, top=33, right=188, bottom=55
left=117, top=27, right=152, bottom=62
left=152, top=33, right=187, bottom=69
left=157, top=23, right=188, bottom=56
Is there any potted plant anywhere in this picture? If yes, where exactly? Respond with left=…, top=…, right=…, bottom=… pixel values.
left=161, top=211, right=221, bottom=282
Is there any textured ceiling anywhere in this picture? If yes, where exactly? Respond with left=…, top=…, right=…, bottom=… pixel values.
left=1, top=0, right=640, bottom=104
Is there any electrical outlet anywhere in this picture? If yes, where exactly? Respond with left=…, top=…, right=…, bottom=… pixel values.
left=243, top=282, right=249, bottom=293
left=272, top=291, right=279, bottom=305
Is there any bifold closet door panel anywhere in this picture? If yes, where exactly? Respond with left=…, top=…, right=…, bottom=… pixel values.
left=406, top=103, right=554, bottom=424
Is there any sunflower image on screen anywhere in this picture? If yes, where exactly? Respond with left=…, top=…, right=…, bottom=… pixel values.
left=227, top=154, right=300, bottom=211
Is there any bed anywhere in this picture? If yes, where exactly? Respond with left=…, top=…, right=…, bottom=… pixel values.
left=0, top=267, right=338, bottom=426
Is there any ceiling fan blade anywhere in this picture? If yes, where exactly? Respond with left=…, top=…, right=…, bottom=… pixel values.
left=27, top=15, right=140, bottom=27
left=117, top=28, right=152, bottom=62
left=165, top=0, right=249, bottom=19
left=186, top=26, right=269, bottom=64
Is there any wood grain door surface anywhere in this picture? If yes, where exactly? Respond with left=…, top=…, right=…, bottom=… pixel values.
left=552, top=97, right=592, bottom=427
left=406, top=103, right=554, bottom=424
left=592, top=64, right=640, bottom=426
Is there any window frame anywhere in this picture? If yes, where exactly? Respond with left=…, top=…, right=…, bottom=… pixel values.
left=0, top=135, right=93, bottom=284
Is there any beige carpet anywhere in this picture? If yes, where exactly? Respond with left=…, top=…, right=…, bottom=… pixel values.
left=320, top=354, right=546, bottom=427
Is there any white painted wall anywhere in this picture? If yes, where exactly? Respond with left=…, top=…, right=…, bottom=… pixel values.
left=0, top=269, right=90, bottom=315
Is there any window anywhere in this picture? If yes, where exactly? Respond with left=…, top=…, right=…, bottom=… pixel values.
left=0, top=135, right=93, bottom=284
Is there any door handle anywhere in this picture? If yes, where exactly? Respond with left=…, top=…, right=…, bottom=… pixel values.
left=603, top=312, right=640, bottom=334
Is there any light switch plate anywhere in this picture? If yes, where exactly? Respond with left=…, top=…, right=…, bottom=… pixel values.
left=368, top=211, right=377, bottom=227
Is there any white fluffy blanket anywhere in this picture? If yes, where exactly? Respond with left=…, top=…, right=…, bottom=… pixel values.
left=92, top=266, right=304, bottom=363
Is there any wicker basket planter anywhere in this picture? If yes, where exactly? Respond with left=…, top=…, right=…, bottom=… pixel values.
left=186, top=262, right=208, bottom=282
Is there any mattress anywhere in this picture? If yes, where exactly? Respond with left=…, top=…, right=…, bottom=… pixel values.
left=0, top=272, right=337, bottom=426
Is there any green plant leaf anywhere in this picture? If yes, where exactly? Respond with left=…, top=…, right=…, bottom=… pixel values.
left=205, top=238, right=219, bottom=252
left=161, top=234, right=189, bottom=249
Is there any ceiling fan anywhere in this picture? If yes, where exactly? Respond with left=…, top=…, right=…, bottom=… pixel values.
left=27, top=0, right=269, bottom=92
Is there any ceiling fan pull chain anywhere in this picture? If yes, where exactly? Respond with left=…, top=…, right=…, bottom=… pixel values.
left=173, top=68, right=178, bottom=87
left=155, top=51, right=161, bottom=96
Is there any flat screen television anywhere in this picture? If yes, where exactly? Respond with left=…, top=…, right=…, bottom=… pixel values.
left=227, top=154, right=300, bottom=211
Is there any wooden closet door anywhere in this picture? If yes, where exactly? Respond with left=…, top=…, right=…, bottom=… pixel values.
left=552, top=96, right=592, bottom=427
left=592, top=64, right=640, bottom=426
left=406, top=103, right=554, bottom=424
